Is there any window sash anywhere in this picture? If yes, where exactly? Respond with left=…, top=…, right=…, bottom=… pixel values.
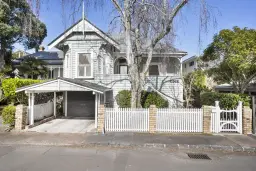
left=77, top=53, right=92, bottom=77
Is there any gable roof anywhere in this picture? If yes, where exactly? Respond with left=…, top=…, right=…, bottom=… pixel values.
left=48, top=19, right=119, bottom=49
left=182, top=55, right=198, bottom=63
left=16, top=77, right=110, bottom=94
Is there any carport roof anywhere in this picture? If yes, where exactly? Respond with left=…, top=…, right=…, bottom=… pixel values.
left=16, top=77, right=111, bottom=93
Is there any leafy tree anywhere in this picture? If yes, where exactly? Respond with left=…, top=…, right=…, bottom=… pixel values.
left=17, top=57, right=48, bottom=79
left=183, top=70, right=208, bottom=107
left=202, top=27, right=256, bottom=93
left=0, top=0, right=47, bottom=70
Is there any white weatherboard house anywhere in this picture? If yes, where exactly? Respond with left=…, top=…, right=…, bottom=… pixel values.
left=182, top=56, right=198, bottom=74
left=16, top=19, right=187, bottom=128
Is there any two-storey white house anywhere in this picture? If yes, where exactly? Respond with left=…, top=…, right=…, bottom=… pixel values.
left=182, top=56, right=199, bottom=74
left=16, top=19, right=187, bottom=126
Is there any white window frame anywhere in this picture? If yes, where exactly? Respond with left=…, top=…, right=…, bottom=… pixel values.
left=76, top=52, right=93, bottom=78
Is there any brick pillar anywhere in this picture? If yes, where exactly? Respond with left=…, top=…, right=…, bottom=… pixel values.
left=243, top=106, right=252, bottom=134
left=97, top=105, right=105, bottom=133
left=202, top=105, right=212, bottom=134
left=15, top=105, right=27, bottom=130
left=149, top=105, right=157, bottom=133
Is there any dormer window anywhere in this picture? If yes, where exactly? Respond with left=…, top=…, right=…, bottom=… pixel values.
left=77, top=53, right=93, bottom=78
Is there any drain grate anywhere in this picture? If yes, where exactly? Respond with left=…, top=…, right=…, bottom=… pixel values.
left=187, top=153, right=211, bottom=160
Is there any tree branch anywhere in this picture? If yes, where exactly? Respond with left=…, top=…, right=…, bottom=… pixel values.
left=142, top=0, right=188, bottom=74
left=111, top=0, right=124, bottom=17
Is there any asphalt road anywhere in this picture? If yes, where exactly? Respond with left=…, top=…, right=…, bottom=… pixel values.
left=0, top=145, right=255, bottom=171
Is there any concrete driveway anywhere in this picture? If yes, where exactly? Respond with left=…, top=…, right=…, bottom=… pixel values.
left=28, top=118, right=95, bottom=133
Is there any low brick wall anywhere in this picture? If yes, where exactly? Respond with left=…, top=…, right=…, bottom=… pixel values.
left=243, top=106, right=252, bottom=134
left=15, top=105, right=27, bottom=130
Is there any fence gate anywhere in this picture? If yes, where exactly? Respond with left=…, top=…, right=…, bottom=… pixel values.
left=211, top=101, right=243, bottom=134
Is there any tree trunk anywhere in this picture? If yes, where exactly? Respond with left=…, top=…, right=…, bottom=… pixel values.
left=129, top=64, right=143, bottom=108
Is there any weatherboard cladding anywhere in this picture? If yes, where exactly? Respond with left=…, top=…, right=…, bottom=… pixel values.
left=92, top=76, right=182, bottom=108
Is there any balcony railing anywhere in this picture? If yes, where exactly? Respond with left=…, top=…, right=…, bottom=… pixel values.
left=94, top=74, right=181, bottom=86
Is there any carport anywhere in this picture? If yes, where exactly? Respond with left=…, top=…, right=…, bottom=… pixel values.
left=16, top=77, right=110, bottom=128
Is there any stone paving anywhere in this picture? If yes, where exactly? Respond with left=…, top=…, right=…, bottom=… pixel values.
left=27, top=118, right=96, bottom=133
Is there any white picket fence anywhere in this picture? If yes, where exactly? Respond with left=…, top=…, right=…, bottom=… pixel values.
left=211, top=101, right=243, bottom=134
left=156, top=108, right=203, bottom=132
left=27, top=101, right=54, bottom=124
left=104, top=107, right=203, bottom=133
left=104, top=108, right=149, bottom=132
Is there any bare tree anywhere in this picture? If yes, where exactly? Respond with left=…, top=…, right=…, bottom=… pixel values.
left=30, top=0, right=211, bottom=108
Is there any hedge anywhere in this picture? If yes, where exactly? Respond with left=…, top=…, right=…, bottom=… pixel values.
left=2, top=105, right=16, bottom=126
left=1, top=78, right=53, bottom=105
left=116, top=90, right=168, bottom=108
left=200, top=92, right=250, bottom=108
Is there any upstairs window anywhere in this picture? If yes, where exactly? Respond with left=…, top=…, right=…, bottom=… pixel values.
left=77, top=53, right=92, bottom=77
left=149, top=65, right=159, bottom=76
left=189, top=61, right=195, bottom=67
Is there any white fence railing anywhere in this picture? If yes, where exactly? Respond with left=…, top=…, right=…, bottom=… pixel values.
left=27, top=101, right=54, bottom=124
left=104, top=108, right=149, bottom=132
left=211, top=101, right=242, bottom=134
left=104, top=107, right=203, bottom=133
left=156, top=108, right=203, bottom=132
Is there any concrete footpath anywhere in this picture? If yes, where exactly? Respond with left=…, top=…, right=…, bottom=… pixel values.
left=0, top=132, right=256, bottom=152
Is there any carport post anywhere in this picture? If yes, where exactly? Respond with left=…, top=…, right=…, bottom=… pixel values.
left=54, top=92, right=57, bottom=117
left=30, top=93, right=34, bottom=125
left=95, top=93, right=98, bottom=128
left=65, top=91, right=67, bottom=117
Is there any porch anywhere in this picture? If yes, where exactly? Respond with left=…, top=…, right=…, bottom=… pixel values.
left=16, top=78, right=110, bottom=129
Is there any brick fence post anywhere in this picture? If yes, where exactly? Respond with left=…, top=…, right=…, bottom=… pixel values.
left=242, top=106, right=252, bottom=134
left=97, top=105, right=105, bottom=133
left=149, top=105, right=157, bottom=133
left=202, top=105, right=212, bottom=134
left=15, top=105, right=27, bottom=130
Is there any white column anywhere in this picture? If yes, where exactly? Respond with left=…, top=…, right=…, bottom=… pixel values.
left=58, top=67, right=60, bottom=77
left=95, top=93, right=98, bottom=128
left=28, top=93, right=31, bottom=124
left=65, top=91, right=68, bottom=117
left=179, top=58, right=182, bottom=76
left=30, top=93, right=34, bottom=125
left=50, top=66, right=53, bottom=79
left=54, top=92, right=56, bottom=117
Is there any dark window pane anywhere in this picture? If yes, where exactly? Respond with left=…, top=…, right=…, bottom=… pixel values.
left=149, top=65, right=159, bottom=76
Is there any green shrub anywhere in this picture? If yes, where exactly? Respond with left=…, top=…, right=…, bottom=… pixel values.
left=116, top=90, right=169, bottom=108
left=200, top=92, right=250, bottom=108
left=2, top=78, right=42, bottom=105
left=115, top=90, right=131, bottom=108
left=2, top=105, right=16, bottom=126
left=141, top=91, right=169, bottom=108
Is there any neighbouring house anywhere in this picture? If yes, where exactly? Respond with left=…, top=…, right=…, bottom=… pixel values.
left=15, top=18, right=187, bottom=127
left=12, top=47, right=64, bottom=79
left=215, top=83, right=256, bottom=96
left=12, top=50, right=30, bottom=59
left=182, top=56, right=198, bottom=74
